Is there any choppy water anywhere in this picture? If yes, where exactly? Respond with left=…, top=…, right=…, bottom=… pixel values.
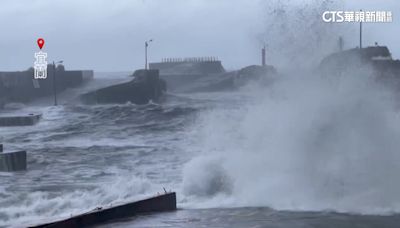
left=1, top=72, right=400, bottom=227
left=0, top=100, right=197, bottom=227
left=101, top=208, right=400, bottom=228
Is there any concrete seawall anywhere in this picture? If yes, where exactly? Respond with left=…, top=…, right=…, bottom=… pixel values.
left=81, top=69, right=166, bottom=105
left=149, top=60, right=225, bottom=75
left=30, top=192, right=177, bottom=228
left=0, top=66, right=93, bottom=104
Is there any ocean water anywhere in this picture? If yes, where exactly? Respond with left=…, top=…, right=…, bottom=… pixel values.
left=1, top=71, right=400, bottom=227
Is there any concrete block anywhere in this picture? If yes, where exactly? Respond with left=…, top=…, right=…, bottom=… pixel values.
left=0, top=113, right=41, bottom=126
left=81, top=70, right=166, bottom=105
left=31, top=192, right=177, bottom=227
left=0, top=150, right=27, bottom=172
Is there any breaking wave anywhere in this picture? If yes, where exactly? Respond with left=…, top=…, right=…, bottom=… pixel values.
left=182, top=71, right=400, bottom=215
left=0, top=173, right=159, bottom=227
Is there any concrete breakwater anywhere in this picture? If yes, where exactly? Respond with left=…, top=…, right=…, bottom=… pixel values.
left=81, top=69, right=166, bottom=105
left=30, top=192, right=177, bottom=228
left=0, top=65, right=93, bottom=106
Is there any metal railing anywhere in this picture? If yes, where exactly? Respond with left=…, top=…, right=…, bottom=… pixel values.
left=161, top=57, right=219, bottom=63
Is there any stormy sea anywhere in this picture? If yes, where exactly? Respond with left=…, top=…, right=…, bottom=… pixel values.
left=2, top=70, right=400, bottom=228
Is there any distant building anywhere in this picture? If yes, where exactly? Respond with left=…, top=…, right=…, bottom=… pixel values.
left=149, top=57, right=225, bottom=75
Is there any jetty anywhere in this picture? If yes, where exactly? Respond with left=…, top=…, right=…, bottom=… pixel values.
left=80, top=69, right=166, bottom=105
left=30, top=192, right=177, bottom=228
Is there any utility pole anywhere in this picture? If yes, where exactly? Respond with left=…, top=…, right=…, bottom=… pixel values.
left=52, top=60, right=63, bottom=106
left=145, top=39, right=153, bottom=70
left=359, top=10, right=363, bottom=49
left=52, top=61, right=57, bottom=106
left=261, top=44, right=266, bottom=66
left=338, top=36, right=344, bottom=51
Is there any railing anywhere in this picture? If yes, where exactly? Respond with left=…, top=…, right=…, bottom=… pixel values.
left=161, top=57, right=219, bottom=63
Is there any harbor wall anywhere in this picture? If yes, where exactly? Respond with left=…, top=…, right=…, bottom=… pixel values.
left=149, top=60, right=225, bottom=75
left=0, top=67, right=93, bottom=104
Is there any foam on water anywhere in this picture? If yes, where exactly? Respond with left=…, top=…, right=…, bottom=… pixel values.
left=0, top=101, right=192, bottom=227
left=0, top=172, right=160, bottom=227
left=182, top=70, right=400, bottom=215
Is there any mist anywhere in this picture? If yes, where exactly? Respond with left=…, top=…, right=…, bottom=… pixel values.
left=181, top=0, right=400, bottom=215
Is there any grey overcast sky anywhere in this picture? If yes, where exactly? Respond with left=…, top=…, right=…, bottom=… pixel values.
left=0, top=0, right=398, bottom=72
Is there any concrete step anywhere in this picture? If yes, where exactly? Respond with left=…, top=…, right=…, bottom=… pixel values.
left=0, top=150, right=27, bottom=172
left=0, top=113, right=42, bottom=126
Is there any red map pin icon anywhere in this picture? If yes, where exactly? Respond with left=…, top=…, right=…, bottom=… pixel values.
left=37, top=38, right=45, bottom=49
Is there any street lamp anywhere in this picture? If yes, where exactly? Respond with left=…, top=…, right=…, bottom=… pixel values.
left=52, top=60, right=63, bottom=106
left=145, top=39, right=153, bottom=70
left=359, top=9, right=363, bottom=49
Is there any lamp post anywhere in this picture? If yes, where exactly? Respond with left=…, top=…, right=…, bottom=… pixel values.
left=145, top=39, right=153, bottom=70
left=52, top=60, right=63, bottom=106
left=359, top=9, right=362, bottom=49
